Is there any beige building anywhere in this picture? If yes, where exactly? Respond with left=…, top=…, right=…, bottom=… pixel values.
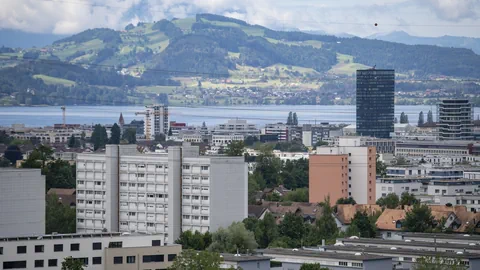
left=310, top=138, right=377, bottom=204
left=105, top=244, right=181, bottom=270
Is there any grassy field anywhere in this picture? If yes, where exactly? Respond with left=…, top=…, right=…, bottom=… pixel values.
left=328, top=53, right=370, bottom=76
left=172, top=18, right=196, bottom=32
left=136, top=86, right=177, bottom=94
left=33, top=74, right=76, bottom=86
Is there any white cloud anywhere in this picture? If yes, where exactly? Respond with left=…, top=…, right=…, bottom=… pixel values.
left=0, top=0, right=479, bottom=37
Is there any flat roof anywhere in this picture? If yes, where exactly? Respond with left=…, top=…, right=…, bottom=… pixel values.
left=0, top=168, right=42, bottom=172
left=259, top=248, right=391, bottom=261
left=0, top=232, right=160, bottom=242
left=402, top=232, right=480, bottom=241
left=324, top=245, right=480, bottom=260
left=340, top=238, right=480, bottom=250
left=222, top=254, right=272, bottom=262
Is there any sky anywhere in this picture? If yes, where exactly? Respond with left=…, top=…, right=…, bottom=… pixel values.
left=1, top=0, right=480, bottom=38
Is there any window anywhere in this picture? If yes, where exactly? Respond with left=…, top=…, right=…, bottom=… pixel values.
left=339, top=261, right=348, bottom=266
left=0, top=247, right=2, bottom=255
left=77, top=258, right=88, bottom=265
left=182, top=195, right=190, bottom=199
left=168, top=254, right=177, bottom=261
left=201, top=166, right=209, bottom=171
left=92, top=257, right=102, bottom=265
left=349, top=169, right=351, bottom=172
left=54, top=244, right=63, bottom=252
left=108, top=242, right=123, bottom=248
left=17, top=246, right=26, bottom=254
left=201, top=196, right=209, bottom=200
left=35, top=260, right=44, bottom=268
left=192, top=206, right=200, bottom=210
left=137, top=173, right=145, bottom=178
left=127, top=256, right=136, bottom=264
left=183, top=215, right=191, bottom=219
left=152, top=240, right=161, bottom=246
left=404, top=257, right=413, bottom=262
left=113, top=257, right=123, bottom=264
left=48, top=259, right=57, bottom=267
left=183, top=165, right=190, bottom=169
left=143, top=255, right=164, bottom=263
left=201, top=216, right=209, bottom=221
left=352, top=262, right=363, bottom=267
left=35, top=245, right=44, bottom=253
left=387, top=232, right=392, bottom=237
left=3, top=261, right=27, bottom=269
left=71, top=243, right=80, bottom=251
left=92, top=242, right=102, bottom=250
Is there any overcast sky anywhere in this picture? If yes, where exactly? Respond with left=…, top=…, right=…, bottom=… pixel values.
left=1, top=0, right=479, bottom=37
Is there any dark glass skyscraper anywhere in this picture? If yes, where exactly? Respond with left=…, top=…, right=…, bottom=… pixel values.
left=356, top=69, right=395, bottom=138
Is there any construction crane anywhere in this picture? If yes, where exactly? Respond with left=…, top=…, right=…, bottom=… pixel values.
left=61, top=106, right=66, bottom=128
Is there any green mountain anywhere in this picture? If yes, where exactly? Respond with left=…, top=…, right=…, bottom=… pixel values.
left=1, top=14, right=480, bottom=106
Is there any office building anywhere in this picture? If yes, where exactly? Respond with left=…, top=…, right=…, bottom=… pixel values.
left=376, top=177, right=427, bottom=200
left=76, top=144, right=247, bottom=244
left=264, top=123, right=288, bottom=142
left=302, top=124, right=343, bottom=147
left=212, top=134, right=244, bottom=147
left=310, top=138, right=376, bottom=204
left=356, top=69, right=395, bottom=138
left=438, top=99, right=473, bottom=140
left=140, top=104, right=169, bottom=140
left=0, top=232, right=181, bottom=270
left=213, top=119, right=259, bottom=136
left=0, top=169, right=45, bottom=238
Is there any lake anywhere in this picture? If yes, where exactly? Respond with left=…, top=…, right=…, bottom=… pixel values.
left=0, top=105, right=479, bottom=127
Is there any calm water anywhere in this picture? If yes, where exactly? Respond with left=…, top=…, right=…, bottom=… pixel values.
left=0, top=105, right=479, bottom=127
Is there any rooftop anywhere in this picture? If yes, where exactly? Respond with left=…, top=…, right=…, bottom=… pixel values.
left=402, top=232, right=480, bottom=241
left=323, top=245, right=480, bottom=260
left=0, top=232, right=159, bottom=242
left=221, top=254, right=272, bottom=262
left=340, top=238, right=480, bottom=251
left=259, top=248, right=391, bottom=261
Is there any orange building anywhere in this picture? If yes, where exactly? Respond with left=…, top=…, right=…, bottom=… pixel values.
left=309, top=154, right=349, bottom=204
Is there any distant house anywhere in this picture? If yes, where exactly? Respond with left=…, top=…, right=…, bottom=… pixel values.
left=262, top=185, right=291, bottom=198
left=335, top=204, right=382, bottom=231
left=375, top=209, right=407, bottom=240
left=47, top=188, right=76, bottom=207
left=249, top=202, right=323, bottom=224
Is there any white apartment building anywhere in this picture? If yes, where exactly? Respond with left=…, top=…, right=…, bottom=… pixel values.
left=213, top=119, right=259, bottom=136
left=0, top=232, right=181, bottom=270
left=376, top=177, right=425, bottom=200
left=316, top=137, right=377, bottom=204
left=0, top=169, right=45, bottom=238
left=142, top=104, right=169, bottom=140
left=76, top=144, right=247, bottom=245
left=264, top=123, right=288, bottom=142
left=11, top=129, right=90, bottom=144
left=212, top=134, right=244, bottom=147
left=426, top=180, right=480, bottom=196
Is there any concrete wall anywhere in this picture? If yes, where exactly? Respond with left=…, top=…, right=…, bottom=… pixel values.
left=105, top=145, right=120, bottom=232
left=364, top=259, right=393, bottom=270
left=0, top=169, right=45, bottom=237
left=209, top=157, right=248, bottom=231
left=309, top=155, right=348, bottom=204
left=237, top=260, right=271, bottom=270
left=168, top=146, right=182, bottom=244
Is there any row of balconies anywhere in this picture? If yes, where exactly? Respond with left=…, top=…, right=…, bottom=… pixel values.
left=119, top=186, right=168, bottom=193
left=182, top=220, right=210, bottom=226
left=120, top=196, right=168, bottom=203
left=76, top=194, right=105, bottom=200
left=120, top=205, right=168, bottom=213
left=182, top=199, right=210, bottom=205
left=182, top=179, right=210, bottom=185
left=120, top=215, right=168, bottom=223
left=76, top=212, right=105, bottom=219
left=182, top=209, right=210, bottom=215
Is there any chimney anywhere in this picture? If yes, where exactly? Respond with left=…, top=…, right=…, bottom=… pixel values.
left=322, top=239, right=326, bottom=246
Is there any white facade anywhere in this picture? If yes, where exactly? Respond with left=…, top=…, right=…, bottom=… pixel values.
left=426, top=180, right=480, bottom=196
left=264, top=123, right=288, bottom=141
left=143, top=104, right=169, bottom=140
left=395, top=141, right=471, bottom=157
left=0, top=169, right=45, bottom=238
left=0, top=232, right=175, bottom=270
left=376, top=178, right=424, bottom=200
left=465, top=171, right=480, bottom=180
left=213, top=119, right=259, bottom=136
left=316, top=137, right=376, bottom=204
left=212, top=134, right=244, bottom=147
left=76, top=144, right=247, bottom=244
left=11, top=129, right=90, bottom=144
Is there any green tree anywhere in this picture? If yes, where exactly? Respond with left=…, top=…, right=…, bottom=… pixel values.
left=348, top=211, right=376, bottom=238
left=175, top=231, right=212, bottom=250
left=155, top=134, right=166, bottom=143
left=283, top=188, right=309, bottom=202
left=122, top=128, right=137, bottom=144
left=242, top=217, right=259, bottom=232
left=413, top=256, right=468, bottom=270
left=68, top=134, right=77, bottom=148
left=208, top=222, right=258, bottom=253
left=91, top=124, right=108, bottom=150
left=4, top=144, right=23, bottom=165
left=248, top=173, right=262, bottom=204
left=395, top=156, right=408, bottom=165
left=336, top=197, right=356, bottom=205
left=287, top=112, right=293, bottom=125
left=225, top=140, right=245, bottom=156
left=110, top=123, right=121, bottom=144
left=254, top=145, right=282, bottom=187
left=418, top=111, right=425, bottom=126
left=279, top=212, right=307, bottom=247
left=61, top=257, right=85, bottom=270
left=400, top=112, right=409, bottom=124
left=43, top=159, right=76, bottom=190
left=46, top=194, right=76, bottom=234
left=404, top=204, right=434, bottom=232
left=254, top=213, right=278, bottom=248
left=300, top=263, right=329, bottom=270
left=168, top=250, right=221, bottom=270
left=400, top=192, right=419, bottom=206
left=293, top=112, right=298, bottom=126
left=0, top=157, right=11, bottom=167
left=0, top=130, right=12, bottom=144
left=376, top=193, right=400, bottom=209
left=376, top=154, right=387, bottom=178
left=314, top=140, right=329, bottom=147
left=310, top=197, right=338, bottom=244
left=427, top=110, right=434, bottom=124
left=280, top=159, right=309, bottom=189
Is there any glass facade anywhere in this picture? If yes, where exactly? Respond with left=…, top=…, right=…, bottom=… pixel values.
left=356, top=69, right=395, bottom=138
